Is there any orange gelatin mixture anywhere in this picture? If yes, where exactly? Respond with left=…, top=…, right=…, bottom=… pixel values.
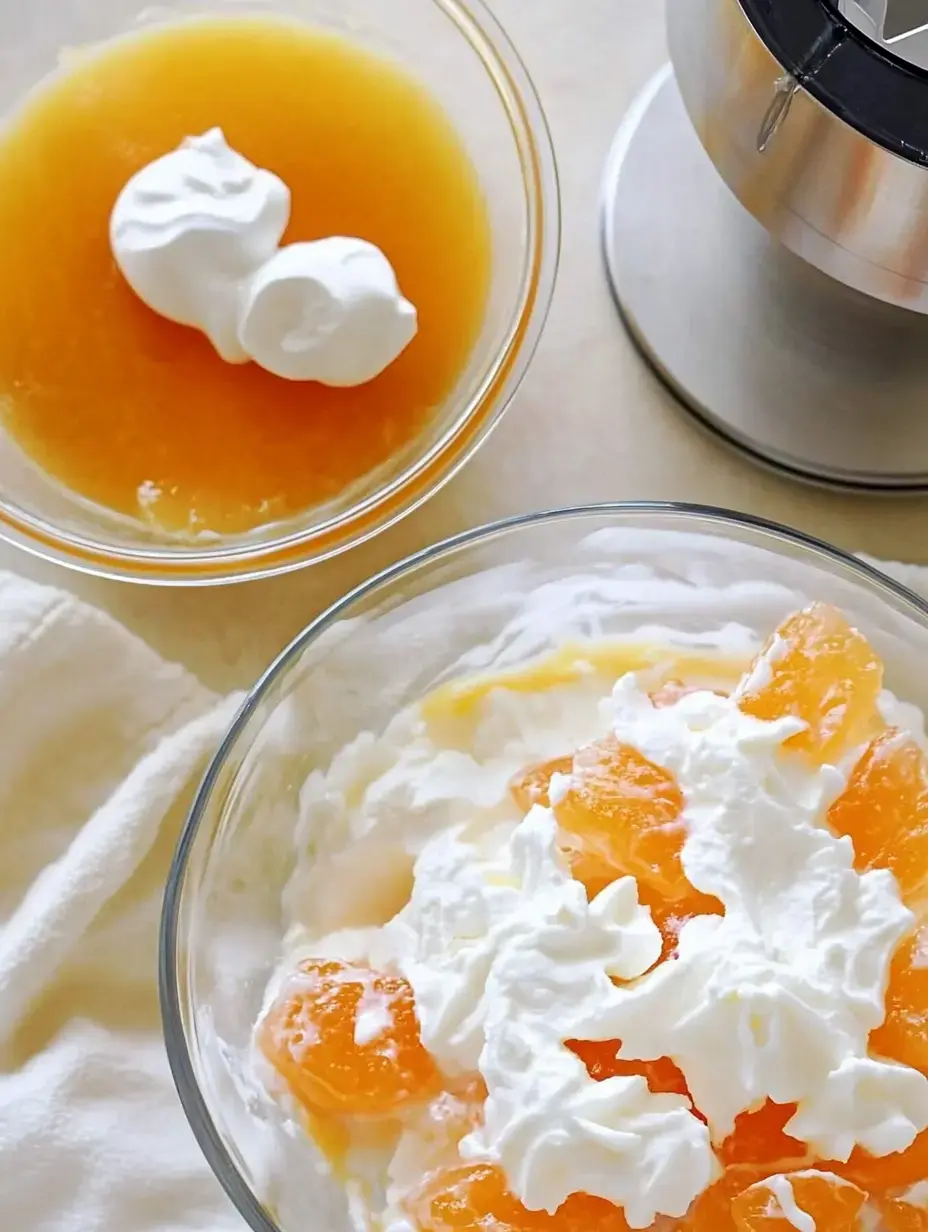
left=0, top=16, right=491, bottom=534
left=257, top=958, right=439, bottom=1118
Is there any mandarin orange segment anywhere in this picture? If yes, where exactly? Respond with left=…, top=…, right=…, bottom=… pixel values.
left=645, top=888, right=724, bottom=963
left=510, top=756, right=574, bottom=813
left=871, top=919, right=928, bottom=1077
left=719, top=1101, right=807, bottom=1169
left=566, top=1038, right=691, bottom=1101
left=510, top=743, right=721, bottom=918
left=685, top=1165, right=779, bottom=1232
left=257, top=958, right=439, bottom=1118
left=832, top=1127, right=928, bottom=1192
left=730, top=1170, right=867, bottom=1230
left=406, top=1164, right=634, bottom=1232
left=510, top=756, right=622, bottom=900
left=882, top=1193, right=928, bottom=1231
left=556, top=735, right=709, bottom=906
left=736, top=603, right=883, bottom=762
left=828, top=731, right=928, bottom=901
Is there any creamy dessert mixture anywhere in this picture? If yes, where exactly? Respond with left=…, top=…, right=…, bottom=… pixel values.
left=251, top=604, right=928, bottom=1231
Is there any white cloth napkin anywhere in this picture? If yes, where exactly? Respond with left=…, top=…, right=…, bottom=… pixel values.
left=0, top=571, right=244, bottom=1231
left=0, top=558, right=923, bottom=1231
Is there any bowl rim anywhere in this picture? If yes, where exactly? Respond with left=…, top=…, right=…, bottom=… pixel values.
left=160, top=499, right=928, bottom=1232
left=0, top=0, right=561, bottom=586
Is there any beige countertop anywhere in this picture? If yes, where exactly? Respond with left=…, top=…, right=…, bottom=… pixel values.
left=3, top=0, right=927, bottom=693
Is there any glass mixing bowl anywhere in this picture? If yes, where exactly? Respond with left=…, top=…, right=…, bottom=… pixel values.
left=160, top=502, right=928, bottom=1230
left=0, top=0, right=558, bottom=585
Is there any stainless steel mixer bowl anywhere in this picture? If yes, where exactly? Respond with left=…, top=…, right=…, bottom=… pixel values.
left=668, top=0, right=928, bottom=313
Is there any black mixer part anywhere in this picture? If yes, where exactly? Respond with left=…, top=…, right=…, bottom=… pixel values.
left=739, top=0, right=928, bottom=164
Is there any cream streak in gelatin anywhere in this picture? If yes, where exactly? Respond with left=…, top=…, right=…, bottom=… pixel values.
left=252, top=617, right=928, bottom=1232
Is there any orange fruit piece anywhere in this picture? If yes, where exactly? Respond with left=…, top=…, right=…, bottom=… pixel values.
left=882, top=1192, right=928, bottom=1231
left=870, top=918, right=928, bottom=1077
left=828, top=731, right=928, bottom=901
left=675, top=1106, right=808, bottom=1230
left=510, top=747, right=721, bottom=926
left=556, top=735, right=704, bottom=906
left=566, top=1038, right=692, bottom=1102
left=257, top=958, right=439, bottom=1118
left=645, top=889, right=724, bottom=963
left=719, top=1101, right=808, bottom=1170
left=510, top=756, right=620, bottom=900
left=736, top=602, right=883, bottom=762
left=685, top=1165, right=779, bottom=1232
left=730, top=1170, right=867, bottom=1230
left=406, top=1163, right=634, bottom=1232
left=832, top=1127, right=928, bottom=1193
left=510, top=755, right=574, bottom=813
left=510, top=749, right=719, bottom=931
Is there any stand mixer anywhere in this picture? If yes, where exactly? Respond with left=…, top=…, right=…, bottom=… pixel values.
left=601, top=0, right=928, bottom=489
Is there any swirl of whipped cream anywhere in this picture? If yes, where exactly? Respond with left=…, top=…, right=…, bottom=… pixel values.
left=110, top=128, right=289, bottom=362
left=237, top=238, right=417, bottom=385
left=110, top=128, right=417, bottom=385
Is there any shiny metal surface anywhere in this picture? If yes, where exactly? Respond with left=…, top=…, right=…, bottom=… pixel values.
left=668, top=0, right=928, bottom=313
left=601, top=66, right=928, bottom=490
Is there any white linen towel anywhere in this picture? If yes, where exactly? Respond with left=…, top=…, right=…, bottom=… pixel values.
left=0, top=558, right=923, bottom=1231
left=0, top=572, right=244, bottom=1231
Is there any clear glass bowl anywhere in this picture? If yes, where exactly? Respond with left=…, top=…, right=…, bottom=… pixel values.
left=0, top=0, right=558, bottom=585
left=161, top=502, right=928, bottom=1231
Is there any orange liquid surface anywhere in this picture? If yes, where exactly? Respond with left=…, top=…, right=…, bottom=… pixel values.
left=0, top=17, right=491, bottom=534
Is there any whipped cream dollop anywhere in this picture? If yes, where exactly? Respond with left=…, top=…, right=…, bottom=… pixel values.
left=110, top=128, right=417, bottom=385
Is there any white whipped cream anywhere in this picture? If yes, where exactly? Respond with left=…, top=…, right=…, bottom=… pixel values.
left=373, top=807, right=714, bottom=1229
left=584, top=680, right=928, bottom=1163
left=111, top=128, right=417, bottom=385
left=110, top=128, right=288, bottom=362
left=237, top=237, right=417, bottom=384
